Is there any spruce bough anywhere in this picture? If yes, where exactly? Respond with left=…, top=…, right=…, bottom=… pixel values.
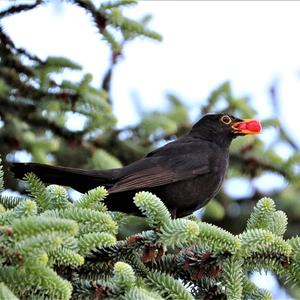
left=0, top=161, right=300, bottom=299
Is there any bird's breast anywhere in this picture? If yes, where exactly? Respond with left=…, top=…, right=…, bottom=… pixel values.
left=156, top=149, right=229, bottom=217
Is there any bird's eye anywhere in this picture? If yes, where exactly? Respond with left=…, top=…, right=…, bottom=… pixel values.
left=221, top=115, right=231, bottom=125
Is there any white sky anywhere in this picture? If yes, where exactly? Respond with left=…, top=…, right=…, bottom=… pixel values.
left=2, top=1, right=300, bottom=138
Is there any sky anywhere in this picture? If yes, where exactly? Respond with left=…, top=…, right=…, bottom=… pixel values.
left=1, top=1, right=300, bottom=298
left=2, top=1, right=300, bottom=134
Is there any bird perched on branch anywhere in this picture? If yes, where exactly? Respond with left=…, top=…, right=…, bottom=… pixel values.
left=10, top=113, right=261, bottom=218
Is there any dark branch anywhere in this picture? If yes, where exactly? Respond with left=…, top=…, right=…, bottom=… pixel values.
left=0, top=1, right=42, bottom=19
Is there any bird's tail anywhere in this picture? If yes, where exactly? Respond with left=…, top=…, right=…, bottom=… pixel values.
left=9, top=162, right=116, bottom=193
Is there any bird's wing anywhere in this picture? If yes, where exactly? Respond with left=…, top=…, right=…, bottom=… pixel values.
left=109, top=151, right=210, bottom=194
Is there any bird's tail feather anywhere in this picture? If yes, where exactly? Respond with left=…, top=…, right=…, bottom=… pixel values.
left=9, top=162, right=115, bottom=193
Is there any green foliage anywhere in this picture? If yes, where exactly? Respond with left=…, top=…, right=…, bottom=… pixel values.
left=197, top=221, right=241, bottom=254
left=46, top=185, right=71, bottom=210
left=1, top=152, right=300, bottom=299
left=41, top=56, right=82, bottom=73
left=242, top=277, right=273, bottom=300
left=246, top=197, right=276, bottom=230
left=42, top=207, right=118, bottom=235
left=159, top=219, right=199, bottom=248
left=123, top=286, right=164, bottom=300
left=16, top=232, right=64, bottom=256
left=25, top=172, right=51, bottom=212
left=134, top=191, right=171, bottom=228
left=0, top=282, right=18, bottom=300
left=0, top=163, right=118, bottom=299
left=138, top=95, right=189, bottom=139
left=78, top=232, right=116, bottom=255
left=0, top=158, right=3, bottom=193
left=89, top=149, right=122, bottom=170
left=203, top=198, right=226, bottom=220
left=0, top=195, right=24, bottom=209
left=222, top=257, right=243, bottom=300
left=0, top=264, right=72, bottom=300
left=49, top=248, right=84, bottom=268
left=112, top=261, right=136, bottom=290
left=12, top=199, right=37, bottom=218
left=245, top=197, right=288, bottom=237
left=0, top=0, right=161, bottom=173
left=75, top=186, right=108, bottom=211
left=147, top=271, right=195, bottom=300
left=239, top=229, right=291, bottom=257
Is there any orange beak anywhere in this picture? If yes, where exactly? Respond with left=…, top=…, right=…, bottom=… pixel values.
left=232, top=119, right=262, bottom=135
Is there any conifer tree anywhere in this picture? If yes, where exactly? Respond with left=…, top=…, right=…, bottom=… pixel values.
left=1, top=1, right=300, bottom=299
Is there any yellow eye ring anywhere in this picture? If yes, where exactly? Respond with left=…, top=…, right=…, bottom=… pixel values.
left=221, top=115, right=231, bottom=125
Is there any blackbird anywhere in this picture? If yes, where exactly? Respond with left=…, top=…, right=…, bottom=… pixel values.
left=9, top=113, right=261, bottom=218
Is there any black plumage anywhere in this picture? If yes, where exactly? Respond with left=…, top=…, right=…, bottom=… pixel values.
left=9, top=113, right=261, bottom=217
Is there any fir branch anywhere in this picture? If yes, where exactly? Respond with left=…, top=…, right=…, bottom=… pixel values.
left=12, top=216, right=79, bottom=238
left=49, top=248, right=84, bottom=268
left=246, top=197, right=288, bottom=237
left=197, top=221, right=241, bottom=254
left=70, top=0, right=107, bottom=33
left=0, top=282, right=18, bottom=300
left=108, top=14, right=162, bottom=41
left=0, top=95, right=36, bottom=115
left=24, top=172, right=51, bottom=212
left=147, top=254, right=177, bottom=275
left=102, top=29, right=122, bottom=53
left=42, top=207, right=117, bottom=235
left=222, top=257, right=243, bottom=300
left=0, top=195, right=24, bottom=209
left=267, top=210, right=288, bottom=237
left=0, top=204, right=5, bottom=214
left=112, top=261, right=136, bottom=290
left=147, top=271, right=195, bottom=300
left=101, top=0, right=137, bottom=10
left=15, top=232, right=64, bottom=257
left=72, top=278, right=113, bottom=300
left=0, top=209, right=13, bottom=225
left=124, top=286, right=164, bottom=300
left=0, top=25, right=42, bottom=63
left=230, top=153, right=289, bottom=180
left=46, top=185, right=71, bottom=210
left=239, top=229, right=292, bottom=258
left=12, top=199, right=37, bottom=218
left=242, top=277, right=272, bottom=300
left=0, top=44, right=35, bottom=77
left=175, top=246, right=225, bottom=283
left=0, top=157, right=3, bottom=192
left=159, top=219, right=199, bottom=248
left=20, top=111, right=84, bottom=142
left=0, top=67, right=40, bottom=98
left=0, top=1, right=42, bottom=19
left=78, top=232, right=116, bottom=255
left=0, top=264, right=72, bottom=300
left=75, top=186, right=108, bottom=210
left=41, top=56, right=82, bottom=72
left=133, top=191, right=171, bottom=228
left=246, top=197, right=276, bottom=230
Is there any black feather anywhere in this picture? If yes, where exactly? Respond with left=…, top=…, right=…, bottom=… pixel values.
left=9, top=113, right=248, bottom=217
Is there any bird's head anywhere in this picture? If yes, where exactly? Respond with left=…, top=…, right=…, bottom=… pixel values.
left=191, top=113, right=261, bottom=146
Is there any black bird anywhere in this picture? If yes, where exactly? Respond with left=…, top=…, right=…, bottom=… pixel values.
left=10, top=113, right=261, bottom=218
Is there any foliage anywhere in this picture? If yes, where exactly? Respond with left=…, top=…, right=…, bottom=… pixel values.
left=0, top=169, right=299, bottom=299
left=1, top=0, right=300, bottom=299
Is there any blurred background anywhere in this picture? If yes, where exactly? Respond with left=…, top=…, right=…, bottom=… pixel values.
left=1, top=1, right=300, bottom=298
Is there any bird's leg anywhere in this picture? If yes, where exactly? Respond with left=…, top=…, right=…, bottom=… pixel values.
left=170, top=208, right=177, bottom=219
